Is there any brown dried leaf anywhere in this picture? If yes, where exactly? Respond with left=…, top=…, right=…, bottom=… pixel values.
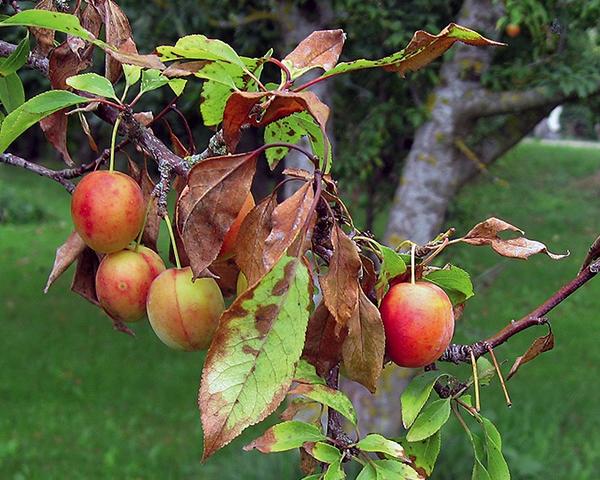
left=360, top=254, right=378, bottom=296
left=235, top=194, right=277, bottom=285
left=263, top=182, right=315, bottom=273
left=222, top=91, right=265, bottom=151
left=78, top=112, right=99, bottom=152
left=49, top=41, right=95, bottom=90
left=342, top=290, right=385, bottom=393
left=71, top=247, right=100, bottom=306
left=210, top=257, right=240, bottom=298
left=164, top=120, right=190, bottom=157
left=461, top=217, right=568, bottom=260
left=300, top=447, right=318, bottom=476
left=44, top=231, right=86, bottom=293
left=284, top=29, right=346, bottom=74
left=40, top=111, right=73, bottom=166
left=134, top=111, right=154, bottom=126
left=282, top=167, right=313, bottom=181
left=507, top=329, right=554, bottom=381
left=30, top=0, right=57, bottom=56
left=302, top=302, right=347, bottom=377
left=163, top=60, right=210, bottom=77
left=105, top=47, right=165, bottom=71
left=176, top=152, right=258, bottom=278
left=321, top=224, right=361, bottom=328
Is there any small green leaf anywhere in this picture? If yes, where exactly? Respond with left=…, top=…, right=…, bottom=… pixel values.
left=244, top=421, right=325, bottom=453
left=0, top=90, right=88, bottom=153
left=300, top=475, right=322, bottom=480
left=66, top=73, right=118, bottom=101
left=0, top=34, right=30, bottom=77
left=168, top=78, right=187, bottom=96
left=372, top=460, right=421, bottom=479
left=424, top=265, right=474, bottom=305
left=323, top=458, right=345, bottom=480
left=401, top=371, right=445, bottom=429
left=294, top=359, right=326, bottom=385
left=401, top=431, right=441, bottom=477
left=0, top=10, right=94, bottom=41
left=157, top=34, right=244, bottom=67
left=356, top=434, right=405, bottom=459
left=306, top=442, right=342, bottom=464
left=406, top=398, right=451, bottom=442
left=471, top=434, right=492, bottom=480
left=292, top=383, right=357, bottom=426
left=356, top=464, right=377, bottom=480
left=481, top=417, right=510, bottom=479
left=376, top=245, right=407, bottom=289
left=122, top=64, right=142, bottom=88
left=474, top=357, right=496, bottom=387
left=140, top=69, right=169, bottom=94
left=0, top=73, right=25, bottom=113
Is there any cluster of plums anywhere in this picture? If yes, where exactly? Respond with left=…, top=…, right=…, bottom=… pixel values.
left=70, top=169, right=454, bottom=366
left=70, top=170, right=252, bottom=351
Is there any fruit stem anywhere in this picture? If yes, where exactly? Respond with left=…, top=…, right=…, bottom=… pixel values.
left=164, top=213, right=181, bottom=269
left=487, top=346, right=512, bottom=407
left=135, top=200, right=153, bottom=252
left=410, top=243, right=416, bottom=285
left=108, top=116, right=122, bottom=172
left=470, top=349, right=481, bottom=412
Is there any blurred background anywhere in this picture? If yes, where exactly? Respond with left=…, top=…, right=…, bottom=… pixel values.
left=1, top=0, right=600, bottom=478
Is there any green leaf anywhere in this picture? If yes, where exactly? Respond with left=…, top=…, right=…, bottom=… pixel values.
left=0, top=34, right=29, bottom=77
left=474, top=357, right=496, bottom=387
left=401, top=371, right=445, bottom=429
left=0, top=73, right=25, bottom=113
left=243, top=421, right=325, bottom=453
left=401, top=431, right=441, bottom=477
left=291, top=383, right=357, bottom=426
left=157, top=34, right=244, bottom=67
left=406, top=398, right=451, bottom=442
left=376, top=245, right=407, bottom=290
left=122, top=64, right=142, bottom=88
left=168, top=78, right=187, bottom=96
left=424, top=265, right=474, bottom=305
left=481, top=417, right=510, bottom=479
left=471, top=434, right=492, bottom=480
left=372, top=460, right=421, bottom=479
left=356, top=434, right=405, bottom=459
left=300, top=475, right=322, bottom=480
left=356, top=464, right=377, bottom=480
left=294, top=359, right=326, bottom=385
left=66, top=73, right=118, bottom=101
left=140, top=69, right=169, bottom=94
left=306, top=442, right=342, bottom=464
left=0, top=10, right=94, bottom=41
left=0, top=90, right=88, bottom=153
left=199, top=254, right=312, bottom=459
left=323, top=459, right=345, bottom=480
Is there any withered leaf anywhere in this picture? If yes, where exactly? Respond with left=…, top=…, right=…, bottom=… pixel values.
left=302, top=302, right=347, bottom=377
left=222, top=91, right=266, bottom=151
left=163, top=60, right=210, bottom=77
left=165, top=120, right=190, bottom=157
left=71, top=247, right=100, bottom=306
left=44, top=231, right=86, bottom=293
left=176, top=151, right=258, bottom=278
left=40, top=111, right=73, bottom=166
left=279, top=398, right=317, bottom=422
left=342, top=290, right=385, bottom=393
left=321, top=224, right=361, bottom=329
left=283, top=29, right=346, bottom=76
left=29, top=0, right=57, bottom=56
left=507, top=329, right=554, bottom=381
left=461, top=217, right=568, bottom=260
left=263, top=181, right=315, bottom=274
left=235, top=194, right=277, bottom=285
left=210, top=257, right=240, bottom=298
left=105, top=46, right=165, bottom=72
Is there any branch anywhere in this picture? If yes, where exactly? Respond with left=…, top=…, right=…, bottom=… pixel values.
left=439, top=257, right=600, bottom=364
left=0, top=40, right=49, bottom=75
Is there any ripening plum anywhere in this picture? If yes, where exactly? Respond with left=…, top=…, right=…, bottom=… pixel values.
left=71, top=170, right=145, bottom=253
left=219, top=192, right=255, bottom=258
left=146, top=267, right=225, bottom=351
left=379, top=282, right=454, bottom=368
left=95, top=246, right=165, bottom=322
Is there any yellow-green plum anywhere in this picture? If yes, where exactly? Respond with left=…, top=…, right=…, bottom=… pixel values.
left=219, top=192, right=255, bottom=258
left=146, top=267, right=225, bottom=351
left=379, top=282, right=454, bottom=368
left=71, top=170, right=145, bottom=253
left=236, top=271, right=248, bottom=296
left=95, top=246, right=166, bottom=322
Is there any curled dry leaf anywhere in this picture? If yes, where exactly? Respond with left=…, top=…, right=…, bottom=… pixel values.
left=321, top=224, right=362, bottom=329
left=342, top=290, right=385, bottom=393
left=210, top=257, right=240, bottom=297
left=162, top=60, right=210, bottom=77
left=461, top=217, right=568, bottom=260
left=44, top=231, right=86, bottom=293
left=507, top=329, right=554, bottom=381
left=71, top=247, right=100, bottom=306
left=176, top=151, right=258, bottom=278
left=283, top=29, right=346, bottom=76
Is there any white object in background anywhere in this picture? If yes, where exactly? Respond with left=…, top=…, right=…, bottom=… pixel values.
left=547, top=106, right=563, bottom=133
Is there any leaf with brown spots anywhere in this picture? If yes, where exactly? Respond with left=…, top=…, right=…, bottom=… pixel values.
left=321, top=224, right=361, bottom=329
left=342, top=290, right=385, bottom=393
left=235, top=193, right=277, bottom=285
left=283, top=29, right=346, bottom=79
left=44, top=231, right=86, bottom=293
left=461, top=217, right=569, bottom=260
left=507, top=329, right=554, bottom=381
left=199, top=254, right=312, bottom=460
left=176, top=151, right=258, bottom=278
left=70, top=247, right=100, bottom=306
left=263, top=181, right=315, bottom=274
left=302, top=302, right=347, bottom=377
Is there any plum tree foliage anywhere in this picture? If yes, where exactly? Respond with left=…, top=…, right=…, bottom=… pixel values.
left=1, top=2, right=599, bottom=478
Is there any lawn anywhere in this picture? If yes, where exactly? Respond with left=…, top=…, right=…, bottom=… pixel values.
left=1, top=141, right=600, bottom=479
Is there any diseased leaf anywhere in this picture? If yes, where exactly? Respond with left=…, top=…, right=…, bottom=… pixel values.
left=481, top=417, right=510, bottom=480
left=461, top=217, right=568, bottom=260
left=66, top=73, right=119, bottom=100
left=263, top=181, right=315, bottom=274
left=210, top=257, right=240, bottom=298
left=424, top=265, right=474, bottom=305
left=304, top=442, right=342, bottom=464
left=406, top=398, right=451, bottom=442
left=401, top=431, right=442, bottom=478
left=199, top=254, right=312, bottom=459
left=321, top=224, right=361, bottom=328
left=0, top=90, right=89, bottom=153
left=507, top=329, right=554, bottom=381
left=302, top=302, right=346, bottom=377
left=294, top=359, right=326, bottom=386
left=39, top=111, right=73, bottom=166
left=44, top=231, right=86, bottom=293
left=283, top=29, right=346, bottom=79
left=341, top=290, right=385, bottom=393
left=70, top=247, right=100, bottom=306
left=401, top=371, right=446, bottom=429
left=176, top=151, right=258, bottom=278
left=243, top=421, right=325, bottom=453
left=289, top=383, right=357, bottom=426
left=356, top=434, right=406, bottom=459
left=279, top=397, right=317, bottom=422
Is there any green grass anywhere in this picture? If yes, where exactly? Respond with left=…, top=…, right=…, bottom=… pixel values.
left=1, top=141, right=600, bottom=479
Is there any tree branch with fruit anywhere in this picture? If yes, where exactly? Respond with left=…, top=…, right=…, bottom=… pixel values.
left=0, top=4, right=598, bottom=479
